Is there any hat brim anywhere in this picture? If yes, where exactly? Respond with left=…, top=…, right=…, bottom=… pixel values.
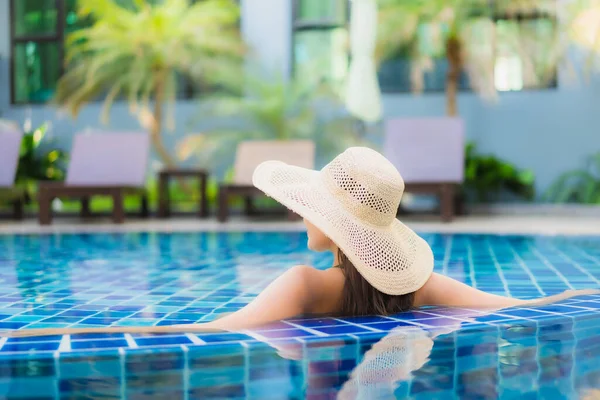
left=253, top=160, right=434, bottom=295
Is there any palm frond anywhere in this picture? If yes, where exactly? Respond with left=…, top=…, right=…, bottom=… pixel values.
left=101, top=78, right=126, bottom=123
left=543, top=170, right=597, bottom=203
left=186, top=71, right=362, bottom=173
left=375, top=0, right=600, bottom=101
left=164, top=70, right=178, bottom=132
left=56, top=0, right=245, bottom=125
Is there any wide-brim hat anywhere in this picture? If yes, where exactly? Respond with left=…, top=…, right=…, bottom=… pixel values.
left=252, top=146, right=433, bottom=295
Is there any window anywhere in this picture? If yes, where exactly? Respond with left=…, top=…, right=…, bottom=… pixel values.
left=11, top=0, right=64, bottom=104
left=492, top=13, right=558, bottom=91
left=291, top=0, right=349, bottom=88
left=10, top=0, right=99, bottom=104
left=291, top=1, right=557, bottom=93
left=9, top=0, right=233, bottom=104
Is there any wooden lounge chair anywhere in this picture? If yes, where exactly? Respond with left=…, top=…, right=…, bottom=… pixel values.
left=384, top=118, right=465, bottom=222
left=217, top=140, right=315, bottom=222
left=38, top=132, right=150, bottom=225
left=0, top=127, right=26, bottom=220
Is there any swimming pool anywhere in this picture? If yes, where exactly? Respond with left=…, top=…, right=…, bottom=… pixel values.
left=0, top=232, right=599, bottom=399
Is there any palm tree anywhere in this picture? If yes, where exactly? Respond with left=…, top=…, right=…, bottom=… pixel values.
left=54, top=0, right=245, bottom=167
left=568, top=2, right=600, bottom=72
left=376, top=0, right=595, bottom=116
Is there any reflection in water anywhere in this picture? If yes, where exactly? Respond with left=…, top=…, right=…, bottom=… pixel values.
left=337, top=317, right=471, bottom=399
left=246, top=316, right=472, bottom=399
left=246, top=310, right=600, bottom=399
left=581, top=389, right=600, bottom=400
left=337, top=327, right=434, bottom=399
left=12, top=235, right=73, bottom=304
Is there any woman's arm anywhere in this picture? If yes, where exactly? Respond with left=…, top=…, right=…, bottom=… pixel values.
left=4, top=265, right=343, bottom=338
left=414, top=273, right=526, bottom=309
left=415, top=272, right=600, bottom=309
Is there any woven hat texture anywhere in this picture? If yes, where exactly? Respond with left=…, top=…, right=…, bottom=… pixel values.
left=252, top=146, right=434, bottom=295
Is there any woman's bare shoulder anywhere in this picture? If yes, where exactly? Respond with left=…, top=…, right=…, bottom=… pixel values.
left=289, top=264, right=344, bottom=279
left=291, top=265, right=344, bottom=287
left=292, top=265, right=345, bottom=314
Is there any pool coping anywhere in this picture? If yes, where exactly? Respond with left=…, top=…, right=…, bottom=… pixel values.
left=1, top=300, right=599, bottom=362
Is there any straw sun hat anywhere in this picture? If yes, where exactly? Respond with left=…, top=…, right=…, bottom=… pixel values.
left=252, top=146, right=434, bottom=295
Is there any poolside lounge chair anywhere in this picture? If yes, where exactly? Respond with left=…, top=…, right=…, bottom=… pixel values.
left=0, top=128, right=26, bottom=220
left=38, top=132, right=150, bottom=225
left=384, top=118, right=465, bottom=222
left=217, top=140, right=315, bottom=222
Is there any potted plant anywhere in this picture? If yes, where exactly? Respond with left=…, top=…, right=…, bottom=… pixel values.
left=16, top=123, right=68, bottom=187
left=544, top=152, right=600, bottom=204
left=464, top=142, right=535, bottom=204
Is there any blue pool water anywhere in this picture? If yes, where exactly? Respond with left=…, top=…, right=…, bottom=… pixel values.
left=0, top=232, right=599, bottom=399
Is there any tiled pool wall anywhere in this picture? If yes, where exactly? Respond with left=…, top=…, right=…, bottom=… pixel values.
left=2, top=310, right=600, bottom=399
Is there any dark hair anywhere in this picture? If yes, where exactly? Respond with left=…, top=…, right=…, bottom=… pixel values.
left=337, top=249, right=415, bottom=316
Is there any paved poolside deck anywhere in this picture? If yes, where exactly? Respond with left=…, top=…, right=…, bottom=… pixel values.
left=1, top=213, right=600, bottom=236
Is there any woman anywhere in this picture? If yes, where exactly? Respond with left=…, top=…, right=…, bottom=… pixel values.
left=5, top=147, right=597, bottom=338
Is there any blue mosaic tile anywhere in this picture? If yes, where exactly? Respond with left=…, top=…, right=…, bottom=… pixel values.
left=499, top=308, right=552, bottom=318
left=0, top=322, right=30, bottom=331
left=313, top=325, right=375, bottom=335
left=40, top=315, right=86, bottom=324
left=37, top=304, right=73, bottom=310
left=472, top=314, right=515, bottom=323
left=337, top=315, right=393, bottom=324
left=135, top=336, right=192, bottom=347
left=79, top=317, right=120, bottom=326
left=71, top=339, right=128, bottom=350
left=287, top=318, right=344, bottom=328
left=59, top=377, right=121, bottom=395
left=257, top=328, right=316, bottom=340
left=57, top=310, right=99, bottom=317
left=1, top=341, right=60, bottom=352
left=197, top=333, right=255, bottom=343
left=6, top=315, right=46, bottom=323
left=391, top=310, right=439, bottom=320
left=71, top=333, right=125, bottom=340
left=568, top=301, right=600, bottom=309
left=155, top=319, right=196, bottom=326
left=365, top=320, right=420, bottom=330
left=7, top=335, right=63, bottom=343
